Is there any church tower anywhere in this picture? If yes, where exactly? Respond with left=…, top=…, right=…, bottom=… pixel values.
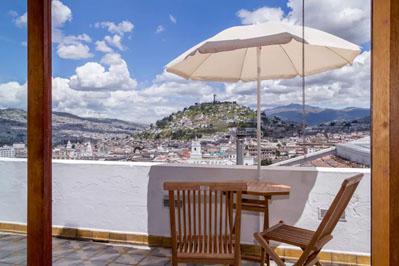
left=190, top=139, right=202, bottom=160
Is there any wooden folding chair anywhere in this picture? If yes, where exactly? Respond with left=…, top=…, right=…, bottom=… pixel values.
left=254, top=173, right=363, bottom=266
left=164, top=181, right=246, bottom=266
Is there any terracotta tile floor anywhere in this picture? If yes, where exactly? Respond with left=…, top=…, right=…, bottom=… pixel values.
left=0, top=233, right=351, bottom=265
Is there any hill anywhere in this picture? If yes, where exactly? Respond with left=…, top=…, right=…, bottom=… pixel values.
left=135, top=101, right=302, bottom=140
left=264, top=103, right=370, bottom=125
left=0, top=108, right=146, bottom=146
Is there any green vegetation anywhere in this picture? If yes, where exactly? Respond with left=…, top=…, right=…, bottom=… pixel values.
left=261, top=158, right=273, bottom=166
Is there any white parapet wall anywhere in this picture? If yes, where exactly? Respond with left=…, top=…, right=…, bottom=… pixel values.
left=336, top=137, right=370, bottom=166
left=0, top=158, right=370, bottom=255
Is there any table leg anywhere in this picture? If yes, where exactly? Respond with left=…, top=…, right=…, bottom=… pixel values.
left=240, top=194, right=273, bottom=265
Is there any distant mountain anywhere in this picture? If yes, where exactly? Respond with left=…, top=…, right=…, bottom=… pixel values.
left=0, top=108, right=146, bottom=146
left=264, top=104, right=370, bottom=125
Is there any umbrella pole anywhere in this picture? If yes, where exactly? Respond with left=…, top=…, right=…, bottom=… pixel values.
left=256, top=46, right=261, bottom=179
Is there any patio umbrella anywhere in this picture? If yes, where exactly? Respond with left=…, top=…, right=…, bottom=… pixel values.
left=166, top=21, right=360, bottom=177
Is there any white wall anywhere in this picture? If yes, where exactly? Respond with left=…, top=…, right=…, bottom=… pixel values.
left=336, top=144, right=370, bottom=166
left=0, top=158, right=370, bottom=255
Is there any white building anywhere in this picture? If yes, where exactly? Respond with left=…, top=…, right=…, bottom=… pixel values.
left=243, top=153, right=255, bottom=166
left=188, top=140, right=236, bottom=165
left=13, top=143, right=27, bottom=158
left=0, top=146, right=15, bottom=158
left=66, top=140, right=72, bottom=150
left=84, top=142, right=93, bottom=157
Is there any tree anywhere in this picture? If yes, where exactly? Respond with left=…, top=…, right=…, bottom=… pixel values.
left=261, top=158, right=273, bottom=166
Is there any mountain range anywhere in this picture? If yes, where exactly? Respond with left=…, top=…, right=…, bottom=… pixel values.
left=0, top=108, right=145, bottom=146
left=264, top=104, right=370, bottom=125
left=0, top=103, right=370, bottom=146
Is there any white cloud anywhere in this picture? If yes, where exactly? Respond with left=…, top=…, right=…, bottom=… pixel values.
left=9, top=0, right=71, bottom=29
left=237, top=7, right=286, bottom=24
left=143, top=71, right=214, bottom=97
left=0, top=82, right=26, bottom=109
left=50, top=2, right=93, bottom=60
left=52, top=0, right=72, bottom=28
left=169, top=14, right=177, bottom=24
left=156, top=25, right=165, bottom=34
left=0, top=76, right=161, bottom=122
left=10, top=0, right=93, bottom=60
left=229, top=1, right=371, bottom=111
left=288, top=0, right=370, bottom=45
left=12, top=12, right=27, bottom=28
left=11, top=1, right=72, bottom=29
left=0, top=49, right=370, bottom=122
left=94, top=20, right=133, bottom=53
left=221, top=51, right=370, bottom=110
left=69, top=53, right=137, bottom=91
left=104, top=35, right=124, bottom=51
left=95, top=20, right=134, bottom=35
left=95, top=40, right=113, bottom=53
left=62, top=34, right=92, bottom=43
left=49, top=1, right=93, bottom=60
left=236, top=0, right=370, bottom=45
left=56, top=33, right=93, bottom=60
left=137, top=71, right=220, bottom=120
left=52, top=77, right=88, bottom=112
left=52, top=77, right=164, bottom=122
left=57, top=42, right=93, bottom=60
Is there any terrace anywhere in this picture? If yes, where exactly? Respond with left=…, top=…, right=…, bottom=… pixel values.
left=0, top=158, right=370, bottom=265
left=4, top=0, right=397, bottom=265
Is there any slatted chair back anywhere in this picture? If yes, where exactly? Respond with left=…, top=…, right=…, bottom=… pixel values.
left=297, top=173, right=363, bottom=265
left=164, top=181, right=246, bottom=265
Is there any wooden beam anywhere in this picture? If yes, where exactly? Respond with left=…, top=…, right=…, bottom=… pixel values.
left=27, top=0, right=52, bottom=265
left=372, top=0, right=399, bottom=265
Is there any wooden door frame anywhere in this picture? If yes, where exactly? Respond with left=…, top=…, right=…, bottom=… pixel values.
left=26, top=0, right=398, bottom=265
left=27, top=0, right=52, bottom=265
left=371, top=0, right=399, bottom=265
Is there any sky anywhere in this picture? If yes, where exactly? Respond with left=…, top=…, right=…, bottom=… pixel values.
left=0, top=0, right=371, bottom=123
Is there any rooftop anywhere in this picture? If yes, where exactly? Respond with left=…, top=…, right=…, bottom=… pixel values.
left=272, top=136, right=370, bottom=168
left=302, top=154, right=368, bottom=168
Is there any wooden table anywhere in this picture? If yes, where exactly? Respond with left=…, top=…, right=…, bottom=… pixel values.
left=237, top=180, right=291, bottom=264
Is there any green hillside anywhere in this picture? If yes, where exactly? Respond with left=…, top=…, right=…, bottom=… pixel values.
left=136, top=101, right=254, bottom=140
left=135, top=101, right=302, bottom=140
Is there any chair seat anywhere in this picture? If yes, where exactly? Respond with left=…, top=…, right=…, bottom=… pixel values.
left=177, top=251, right=235, bottom=260
left=260, top=224, right=315, bottom=248
left=176, top=236, right=236, bottom=264
left=253, top=175, right=363, bottom=266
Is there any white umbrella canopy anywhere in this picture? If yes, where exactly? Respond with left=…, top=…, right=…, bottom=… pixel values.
left=166, top=21, right=360, bottom=81
left=166, top=21, right=361, bottom=177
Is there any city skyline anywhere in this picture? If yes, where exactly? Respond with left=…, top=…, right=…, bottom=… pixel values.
left=0, top=100, right=370, bottom=167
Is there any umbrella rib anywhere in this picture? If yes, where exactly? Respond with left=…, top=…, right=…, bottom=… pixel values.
left=279, top=44, right=301, bottom=76
left=188, top=53, right=213, bottom=78
left=325, top=47, right=353, bottom=65
left=238, top=48, right=249, bottom=81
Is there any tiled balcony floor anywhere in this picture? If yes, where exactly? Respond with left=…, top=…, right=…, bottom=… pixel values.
left=0, top=233, right=351, bottom=266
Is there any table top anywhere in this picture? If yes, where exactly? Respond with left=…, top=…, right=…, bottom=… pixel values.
left=240, top=179, right=291, bottom=196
